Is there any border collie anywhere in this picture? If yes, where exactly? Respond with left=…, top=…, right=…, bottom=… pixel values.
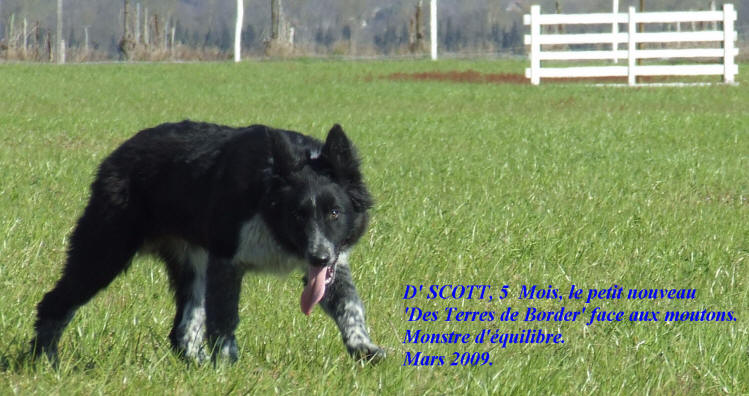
left=31, top=121, right=384, bottom=363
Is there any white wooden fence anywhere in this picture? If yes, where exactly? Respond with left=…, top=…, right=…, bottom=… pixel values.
left=523, top=4, right=738, bottom=85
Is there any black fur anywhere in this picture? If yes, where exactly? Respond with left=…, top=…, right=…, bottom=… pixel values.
left=31, top=121, right=384, bottom=364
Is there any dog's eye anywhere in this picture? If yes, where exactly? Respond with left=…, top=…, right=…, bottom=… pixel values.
left=329, top=209, right=340, bottom=220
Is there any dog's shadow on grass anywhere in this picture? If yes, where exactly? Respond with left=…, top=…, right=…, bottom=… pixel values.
left=0, top=345, right=99, bottom=373
left=0, top=348, right=48, bottom=373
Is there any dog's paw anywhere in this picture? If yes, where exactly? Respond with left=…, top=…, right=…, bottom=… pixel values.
left=29, top=338, right=59, bottom=368
left=210, top=336, right=238, bottom=364
left=347, top=342, right=386, bottom=363
left=172, top=343, right=208, bottom=365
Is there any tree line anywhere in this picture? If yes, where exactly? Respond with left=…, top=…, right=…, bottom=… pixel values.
left=0, top=0, right=744, bottom=61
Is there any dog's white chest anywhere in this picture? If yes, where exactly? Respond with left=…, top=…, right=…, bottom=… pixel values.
left=231, top=216, right=305, bottom=273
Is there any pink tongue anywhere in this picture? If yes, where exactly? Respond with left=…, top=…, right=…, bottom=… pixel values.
left=300, top=266, right=327, bottom=316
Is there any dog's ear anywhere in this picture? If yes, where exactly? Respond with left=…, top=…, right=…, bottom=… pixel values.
left=268, top=131, right=298, bottom=179
left=321, top=124, right=357, bottom=178
left=320, top=125, right=373, bottom=211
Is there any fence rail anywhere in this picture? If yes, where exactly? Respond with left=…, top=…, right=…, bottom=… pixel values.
left=523, top=4, right=738, bottom=85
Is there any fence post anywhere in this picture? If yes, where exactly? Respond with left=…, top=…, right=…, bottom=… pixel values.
left=430, top=0, right=437, bottom=60
left=612, top=0, right=619, bottom=63
left=234, top=0, right=243, bottom=62
left=529, top=5, right=540, bottom=85
left=723, top=3, right=735, bottom=84
left=627, top=6, right=636, bottom=86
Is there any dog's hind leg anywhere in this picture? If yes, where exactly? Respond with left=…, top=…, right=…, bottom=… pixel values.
left=319, top=255, right=384, bottom=362
left=31, top=198, right=142, bottom=363
left=204, top=258, right=242, bottom=363
left=162, top=243, right=209, bottom=363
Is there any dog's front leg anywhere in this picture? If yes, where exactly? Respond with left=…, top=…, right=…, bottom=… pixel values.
left=205, top=257, right=242, bottom=363
left=319, top=258, right=384, bottom=362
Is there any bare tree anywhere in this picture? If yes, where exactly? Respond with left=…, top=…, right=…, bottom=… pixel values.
left=409, top=0, right=425, bottom=53
left=22, top=17, right=27, bottom=55
left=143, top=7, right=149, bottom=46
left=153, top=13, right=160, bottom=50
left=119, top=0, right=136, bottom=60
left=46, top=31, right=52, bottom=62
left=135, top=3, right=140, bottom=44
left=271, top=0, right=279, bottom=41
left=266, top=0, right=291, bottom=56
left=35, top=21, right=41, bottom=59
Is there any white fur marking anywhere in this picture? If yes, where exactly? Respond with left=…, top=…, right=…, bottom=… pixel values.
left=232, top=215, right=306, bottom=273
left=178, top=247, right=208, bottom=359
left=342, top=300, right=370, bottom=346
left=337, top=251, right=350, bottom=266
left=220, top=342, right=233, bottom=358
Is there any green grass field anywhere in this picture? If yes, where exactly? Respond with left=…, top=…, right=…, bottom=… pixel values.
left=0, top=59, right=747, bottom=395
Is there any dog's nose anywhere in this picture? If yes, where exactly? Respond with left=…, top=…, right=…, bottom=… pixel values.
left=309, top=253, right=330, bottom=267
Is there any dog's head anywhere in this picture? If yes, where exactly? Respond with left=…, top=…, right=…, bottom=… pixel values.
left=264, top=125, right=372, bottom=315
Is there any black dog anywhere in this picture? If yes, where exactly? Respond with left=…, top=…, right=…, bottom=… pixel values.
left=31, top=121, right=384, bottom=363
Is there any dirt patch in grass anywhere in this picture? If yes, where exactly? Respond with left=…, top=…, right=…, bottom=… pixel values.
left=387, top=70, right=529, bottom=84
left=383, top=70, right=716, bottom=85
